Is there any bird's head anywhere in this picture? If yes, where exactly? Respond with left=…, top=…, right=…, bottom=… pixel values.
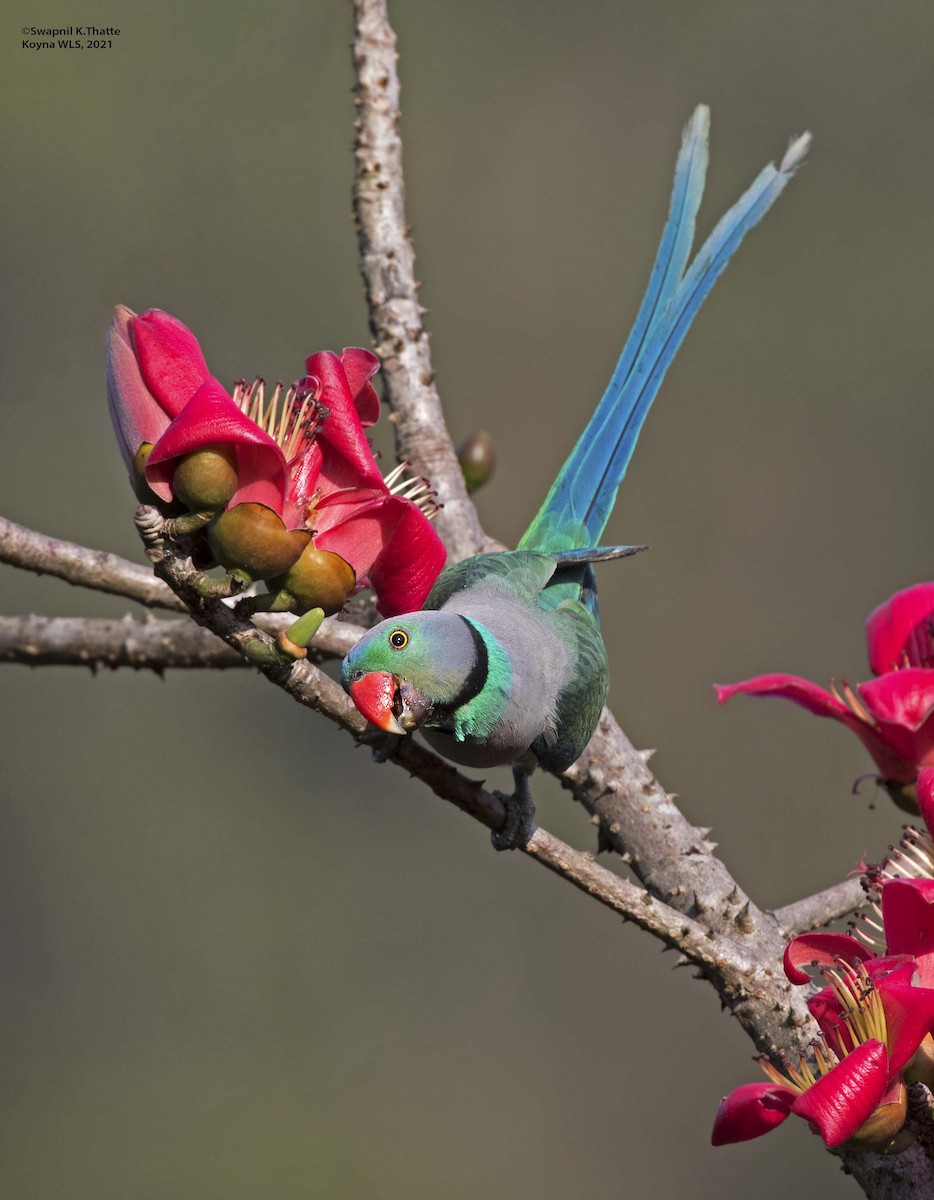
left=342, top=612, right=483, bottom=735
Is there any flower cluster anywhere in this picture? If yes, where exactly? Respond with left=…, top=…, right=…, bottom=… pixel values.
left=713, top=588, right=934, bottom=1156
left=712, top=876, right=934, bottom=1153
left=107, top=306, right=446, bottom=618
left=716, top=583, right=934, bottom=812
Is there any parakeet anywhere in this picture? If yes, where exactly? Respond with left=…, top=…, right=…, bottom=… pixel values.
left=342, top=106, right=810, bottom=847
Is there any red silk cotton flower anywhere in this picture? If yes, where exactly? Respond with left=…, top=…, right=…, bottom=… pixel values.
left=106, top=306, right=446, bottom=617
left=712, top=878, right=934, bottom=1153
left=715, top=584, right=934, bottom=810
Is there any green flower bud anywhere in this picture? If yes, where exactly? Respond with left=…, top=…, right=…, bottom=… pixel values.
left=207, top=503, right=311, bottom=582
left=132, top=443, right=184, bottom=514
left=905, top=1033, right=934, bottom=1090
left=269, top=544, right=356, bottom=616
left=848, top=1082, right=909, bottom=1152
left=457, top=430, right=496, bottom=492
left=172, top=444, right=239, bottom=512
left=277, top=608, right=326, bottom=659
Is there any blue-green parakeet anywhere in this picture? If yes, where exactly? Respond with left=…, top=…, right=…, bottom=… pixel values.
left=342, top=107, right=809, bottom=844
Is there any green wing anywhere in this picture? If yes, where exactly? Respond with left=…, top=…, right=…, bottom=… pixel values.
left=533, top=598, right=609, bottom=773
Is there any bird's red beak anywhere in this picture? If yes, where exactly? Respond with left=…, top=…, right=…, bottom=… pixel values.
left=349, top=671, right=406, bottom=734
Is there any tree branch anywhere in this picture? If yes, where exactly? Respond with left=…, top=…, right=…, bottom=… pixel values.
left=0, top=613, right=243, bottom=670
left=558, top=710, right=816, bottom=1049
left=0, top=515, right=184, bottom=611
left=773, top=876, right=866, bottom=936
left=0, top=609, right=364, bottom=671
left=526, top=825, right=762, bottom=978
left=351, top=0, right=494, bottom=563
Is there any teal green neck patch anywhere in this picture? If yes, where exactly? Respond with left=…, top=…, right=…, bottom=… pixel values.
left=452, top=618, right=512, bottom=742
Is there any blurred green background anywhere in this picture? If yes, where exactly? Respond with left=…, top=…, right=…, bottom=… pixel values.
left=2, top=1, right=933, bottom=1196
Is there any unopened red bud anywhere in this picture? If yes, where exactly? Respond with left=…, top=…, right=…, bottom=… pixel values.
left=270, top=545, right=356, bottom=616
left=457, top=430, right=496, bottom=492
left=207, top=503, right=310, bottom=582
left=172, top=444, right=238, bottom=512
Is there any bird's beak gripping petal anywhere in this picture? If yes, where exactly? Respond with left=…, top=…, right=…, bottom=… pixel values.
left=348, top=672, right=434, bottom=735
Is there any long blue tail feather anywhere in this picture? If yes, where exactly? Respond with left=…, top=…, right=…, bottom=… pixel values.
left=519, top=107, right=810, bottom=554
left=606, top=106, right=709, bottom=409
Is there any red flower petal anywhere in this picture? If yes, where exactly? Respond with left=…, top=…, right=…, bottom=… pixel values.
left=283, top=440, right=324, bottom=529
left=866, top=584, right=934, bottom=675
left=710, top=1081, right=794, bottom=1145
left=131, top=309, right=210, bottom=418
left=783, top=932, right=873, bottom=985
left=715, top=673, right=927, bottom=781
left=879, top=979, right=934, bottom=1075
left=338, top=347, right=381, bottom=427
left=313, top=487, right=387, bottom=537
left=715, top=674, right=855, bottom=722
left=858, top=671, right=934, bottom=734
left=790, top=1040, right=888, bottom=1147
left=882, top=879, right=934, bottom=987
left=367, top=495, right=447, bottom=617
left=313, top=490, right=394, bottom=573
left=302, top=351, right=384, bottom=491
left=146, top=378, right=288, bottom=510
left=106, top=305, right=173, bottom=472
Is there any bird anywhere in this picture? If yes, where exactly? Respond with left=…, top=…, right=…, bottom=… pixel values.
left=341, top=106, right=810, bottom=849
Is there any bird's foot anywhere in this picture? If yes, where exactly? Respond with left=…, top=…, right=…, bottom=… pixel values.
left=491, top=766, right=536, bottom=852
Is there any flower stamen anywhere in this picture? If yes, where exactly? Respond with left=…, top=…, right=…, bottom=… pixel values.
left=757, top=961, right=887, bottom=1093
left=385, top=461, right=441, bottom=520
left=858, top=823, right=934, bottom=937
left=829, top=679, right=877, bottom=727
left=232, top=376, right=326, bottom=462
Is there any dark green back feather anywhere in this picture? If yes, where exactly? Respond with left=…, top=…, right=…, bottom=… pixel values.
left=534, top=596, right=609, bottom=771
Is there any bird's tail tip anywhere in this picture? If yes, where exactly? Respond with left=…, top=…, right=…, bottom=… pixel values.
left=686, top=104, right=711, bottom=135
left=686, top=105, right=810, bottom=176
left=781, top=131, right=812, bottom=174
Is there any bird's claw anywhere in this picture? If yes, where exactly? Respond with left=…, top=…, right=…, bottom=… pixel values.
left=491, top=766, right=536, bottom=851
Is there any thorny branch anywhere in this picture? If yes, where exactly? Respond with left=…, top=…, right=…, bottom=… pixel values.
left=0, top=1, right=925, bottom=1192
left=773, top=876, right=866, bottom=936
left=0, top=613, right=243, bottom=670
left=0, top=514, right=185, bottom=611
left=351, top=0, right=494, bottom=564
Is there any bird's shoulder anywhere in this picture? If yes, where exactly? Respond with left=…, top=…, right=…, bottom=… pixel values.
left=424, top=550, right=558, bottom=611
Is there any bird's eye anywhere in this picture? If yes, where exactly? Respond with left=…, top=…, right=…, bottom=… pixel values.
left=389, top=630, right=408, bottom=649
